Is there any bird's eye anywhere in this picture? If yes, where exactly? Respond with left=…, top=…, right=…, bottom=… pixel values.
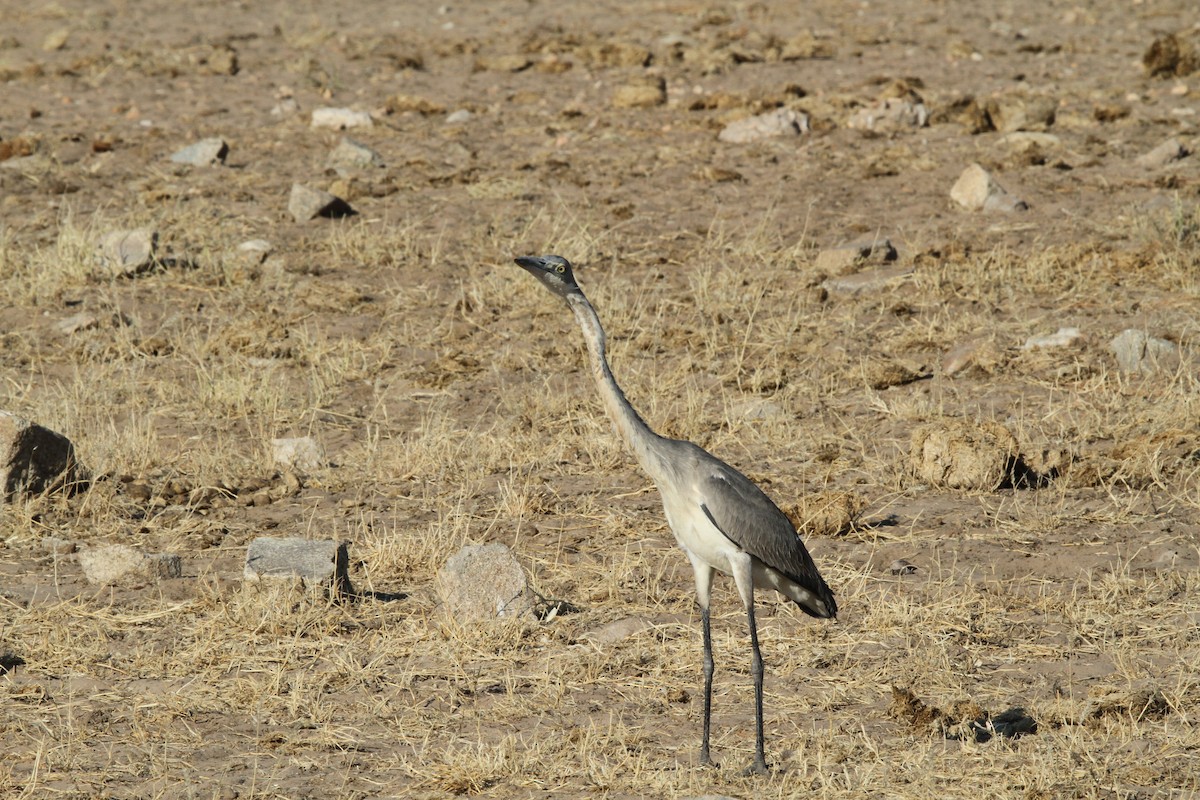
left=555, top=265, right=565, bottom=274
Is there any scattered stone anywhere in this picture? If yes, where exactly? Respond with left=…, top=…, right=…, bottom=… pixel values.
left=821, top=263, right=914, bottom=295
left=579, top=616, right=655, bottom=647
left=271, top=436, right=325, bottom=472
left=780, top=31, right=836, bottom=60
left=942, top=339, right=1005, bottom=377
left=310, top=107, right=373, bottom=130
left=384, top=93, right=446, bottom=115
left=950, top=163, right=1028, bottom=212
left=1143, top=32, right=1200, bottom=78
left=79, top=544, right=182, bottom=585
left=96, top=228, right=158, bottom=276
left=436, top=542, right=534, bottom=621
left=328, top=137, right=384, bottom=171
left=473, top=53, right=532, bottom=72
left=271, top=97, right=300, bottom=117
left=1023, top=327, right=1083, bottom=350
left=890, top=559, right=918, bottom=576
left=611, top=77, right=667, bottom=109
left=235, top=239, right=274, bottom=265
left=56, top=311, right=99, bottom=335
left=865, top=359, right=925, bottom=390
left=445, top=109, right=474, bottom=124
left=847, top=98, right=928, bottom=131
left=244, top=537, right=352, bottom=594
left=42, top=28, right=70, bottom=52
left=814, top=236, right=898, bottom=275
left=910, top=419, right=1023, bottom=491
left=718, top=108, right=809, bottom=143
left=1135, top=137, right=1189, bottom=168
left=39, top=536, right=76, bottom=555
left=0, top=412, right=86, bottom=501
left=288, top=183, right=355, bottom=222
left=985, top=94, right=1056, bottom=132
left=168, top=137, right=228, bottom=166
left=999, top=131, right=1062, bottom=153
left=1109, top=329, right=1180, bottom=374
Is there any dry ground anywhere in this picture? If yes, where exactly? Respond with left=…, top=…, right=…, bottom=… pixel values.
left=1, top=0, right=1199, bottom=798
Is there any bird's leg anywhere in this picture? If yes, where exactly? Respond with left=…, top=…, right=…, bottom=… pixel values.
left=688, top=557, right=717, bottom=768
left=700, top=603, right=715, bottom=767
left=745, top=600, right=769, bottom=775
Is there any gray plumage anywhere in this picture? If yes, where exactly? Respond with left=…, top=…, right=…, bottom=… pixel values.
left=513, top=254, right=836, bottom=774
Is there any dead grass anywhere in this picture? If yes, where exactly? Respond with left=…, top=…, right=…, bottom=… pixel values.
left=3, top=1, right=1200, bottom=796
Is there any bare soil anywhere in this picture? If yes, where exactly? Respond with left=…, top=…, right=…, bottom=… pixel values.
left=2, top=1, right=1198, bottom=798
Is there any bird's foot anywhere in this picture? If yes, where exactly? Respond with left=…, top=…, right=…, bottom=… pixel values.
left=699, top=749, right=718, bottom=770
left=742, top=757, right=770, bottom=777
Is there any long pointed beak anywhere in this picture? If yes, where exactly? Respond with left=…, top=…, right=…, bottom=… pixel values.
left=514, top=256, right=547, bottom=272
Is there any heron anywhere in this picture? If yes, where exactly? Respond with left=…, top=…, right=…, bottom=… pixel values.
left=512, top=254, right=837, bottom=774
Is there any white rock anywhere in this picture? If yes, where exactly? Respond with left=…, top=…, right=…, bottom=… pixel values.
left=1109, top=329, right=1180, bottom=373
left=1023, top=327, right=1083, bottom=349
left=244, top=537, right=351, bottom=593
left=436, top=542, right=534, bottom=620
left=96, top=228, right=158, bottom=276
left=445, top=109, right=474, bottom=124
left=951, top=163, right=1028, bottom=212
left=168, top=137, right=229, bottom=166
left=79, top=544, right=181, bottom=585
left=311, top=107, right=373, bottom=130
left=271, top=436, right=326, bottom=472
left=718, top=108, right=809, bottom=143
left=1136, top=137, right=1189, bottom=168
left=0, top=412, right=85, bottom=501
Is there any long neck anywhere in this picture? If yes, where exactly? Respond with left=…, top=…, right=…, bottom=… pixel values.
left=567, top=292, right=665, bottom=477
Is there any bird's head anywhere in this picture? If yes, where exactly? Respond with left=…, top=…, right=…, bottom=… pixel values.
left=513, top=255, right=583, bottom=301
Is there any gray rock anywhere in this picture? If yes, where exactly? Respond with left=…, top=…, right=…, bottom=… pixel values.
left=288, top=183, right=355, bottom=222
left=0, top=412, right=86, bottom=501
left=847, top=98, right=928, bottom=131
left=169, top=137, right=229, bottom=166
left=96, top=228, right=158, bottom=276
left=1136, top=137, right=1189, bottom=168
left=821, top=263, right=913, bottom=295
left=271, top=436, right=325, bottom=472
left=1023, top=327, right=1083, bottom=350
left=815, top=236, right=898, bottom=275
left=328, top=137, right=384, bottom=171
left=244, top=537, right=352, bottom=594
left=79, top=544, right=181, bottom=585
left=310, top=107, right=373, bottom=130
left=890, top=559, right=918, bottom=575
left=718, top=108, right=809, bottom=143
left=436, top=542, right=533, bottom=620
left=951, top=163, right=1028, bottom=212
left=1109, top=329, right=1180, bottom=373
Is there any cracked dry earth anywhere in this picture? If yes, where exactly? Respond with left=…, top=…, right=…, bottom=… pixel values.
left=1, top=0, right=1199, bottom=798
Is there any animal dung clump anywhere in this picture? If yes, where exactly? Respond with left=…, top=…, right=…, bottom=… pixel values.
left=783, top=490, right=865, bottom=536
left=888, top=686, right=1037, bottom=743
left=910, top=419, right=1028, bottom=490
